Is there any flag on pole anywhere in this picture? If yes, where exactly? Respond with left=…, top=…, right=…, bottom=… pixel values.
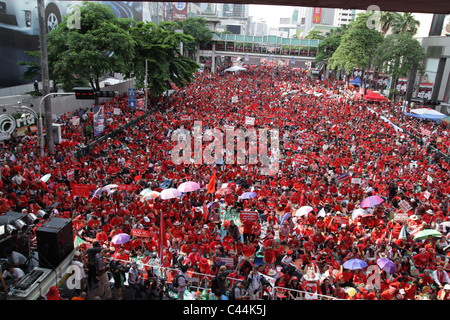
left=203, top=201, right=209, bottom=221
left=206, top=170, right=217, bottom=195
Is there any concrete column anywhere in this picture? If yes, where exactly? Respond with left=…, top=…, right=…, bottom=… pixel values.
left=211, top=41, right=216, bottom=73
left=432, top=57, right=447, bottom=101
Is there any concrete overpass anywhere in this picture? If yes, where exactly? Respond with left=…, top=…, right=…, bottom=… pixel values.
left=198, top=33, right=321, bottom=72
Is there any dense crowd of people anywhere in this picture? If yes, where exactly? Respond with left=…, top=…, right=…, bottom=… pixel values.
left=1, top=64, right=450, bottom=301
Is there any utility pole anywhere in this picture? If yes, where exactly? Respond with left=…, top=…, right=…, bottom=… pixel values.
left=145, top=59, right=148, bottom=109
left=37, top=0, right=54, bottom=154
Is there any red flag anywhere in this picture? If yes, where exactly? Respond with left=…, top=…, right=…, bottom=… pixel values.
left=203, top=201, right=209, bottom=221
left=206, top=170, right=216, bottom=195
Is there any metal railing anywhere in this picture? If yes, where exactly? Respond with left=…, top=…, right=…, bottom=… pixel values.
left=106, top=257, right=338, bottom=300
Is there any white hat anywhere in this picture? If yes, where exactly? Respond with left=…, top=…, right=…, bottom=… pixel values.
left=444, top=284, right=450, bottom=290
left=426, top=209, right=434, bottom=215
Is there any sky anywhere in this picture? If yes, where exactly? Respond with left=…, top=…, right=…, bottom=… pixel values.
left=247, top=4, right=435, bottom=37
left=248, top=4, right=295, bottom=29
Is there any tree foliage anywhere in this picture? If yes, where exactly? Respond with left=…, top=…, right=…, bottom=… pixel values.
left=47, top=1, right=135, bottom=92
left=328, top=13, right=383, bottom=75
left=315, top=24, right=349, bottom=63
left=45, top=1, right=200, bottom=96
left=126, top=21, right=200, bottom=96
left=174, top=17, right=213, bottom=59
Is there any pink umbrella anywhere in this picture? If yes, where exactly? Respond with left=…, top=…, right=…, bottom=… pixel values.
left=177, top=181, right=200, bottom=193
left=160, top=188, right=181, bottom=200
left=360, top=196, right=384, bottom=208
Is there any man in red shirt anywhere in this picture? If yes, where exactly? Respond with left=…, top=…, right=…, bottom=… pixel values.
left=412, top=248, right=431, bottom=273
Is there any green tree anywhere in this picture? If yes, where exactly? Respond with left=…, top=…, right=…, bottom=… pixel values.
left=380, top=12, right=401, bottom=36
left=392, top=12, right=420, bottom=35
left=315, top=24, right=349, bottom=63
left=328, top=12, right=383, bottom=85
left=47, top=1, right=135, bottom=92
left=126, top=21, right=200, bottom=96
left=17, top=50, right=41, bottom=81
left=175, top=17, right=213, bottom=60
left=304, top=29, right=325, bottom=40
left=373, top=32, right=425, bottom=100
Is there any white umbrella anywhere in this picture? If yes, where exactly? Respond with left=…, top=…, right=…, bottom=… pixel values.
left=352, top=208, right=367, bottom=221
left=295, top=206, right=313, bottom=217
left=40, top=174, right=51, bottom=183
left=142, top=190, right=160, bottom=201
left=140, top=188, right=152, bottom=196
left=160, top=188, right=181, bottom=200
left=224, top=66, right=246, bottom=72
left=101, top=184, right=118, bottom=193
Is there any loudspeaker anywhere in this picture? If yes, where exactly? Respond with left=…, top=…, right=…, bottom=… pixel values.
left=36, top=218, right=74, bottom=269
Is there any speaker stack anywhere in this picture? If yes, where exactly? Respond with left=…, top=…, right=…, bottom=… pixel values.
left=35, top=218, right=74, bottom=269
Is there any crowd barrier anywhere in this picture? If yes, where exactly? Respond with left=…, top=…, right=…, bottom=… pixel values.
left=103, top=257, right=338, bottom=300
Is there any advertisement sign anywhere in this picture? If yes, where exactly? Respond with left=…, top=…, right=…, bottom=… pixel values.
left=417, top=83, right=433, bottom=100
left=377, top=73, right=389, bottom=89
left=128, top=88, right=137, bottom=108
left=396, top=78, right=408, bottom=94
left=0, top=1, right=143, bottom=88
left=93, top=105, right=105, bottom=137
left=173, top=2, right=187, bottom=21
left=312, top=7, right=322, bottom=24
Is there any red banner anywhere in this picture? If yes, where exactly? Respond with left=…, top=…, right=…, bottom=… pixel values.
left=239, top=211, right=258, bottom=222
left=294, top=154, right=307, bottom=164
left=117, top=184, right=133, bottom=191
left=313, top=8, right=321, bottom=24
left=131, top=229, right=151, bottom=238
left=72, top=184, right=92, bottom=197
left=334, top=216, right=349, bottom=225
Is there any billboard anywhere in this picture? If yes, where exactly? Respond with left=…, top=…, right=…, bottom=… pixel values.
left=172, top=2, right=187, bottom=21
left=312, top=7, right=321, bottom=24
left=0, top=1, right=143, bottom=88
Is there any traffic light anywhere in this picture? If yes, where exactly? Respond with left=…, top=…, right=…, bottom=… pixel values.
left=73, top=87, right=95, bottom=100
left=96, top=91, right=118, bottom=98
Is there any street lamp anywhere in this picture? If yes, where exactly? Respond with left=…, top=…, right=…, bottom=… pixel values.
left=38, top=92, right=75, bottom=157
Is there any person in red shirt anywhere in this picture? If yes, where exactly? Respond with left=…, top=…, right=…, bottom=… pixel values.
left=110, top=214, right=124, bottom=227
left=241, top=218, right=256, bottom=243
left=87, top=215, right=100, bottom=235
left=412, top=248, right=431, bottom=273
left=242, top=240, right=256, bottom=259
left=112, top=247, right=129, bottom=262
left=380, top=285, right=397, bottom=300
left=95, top=229, right=109, bottom=246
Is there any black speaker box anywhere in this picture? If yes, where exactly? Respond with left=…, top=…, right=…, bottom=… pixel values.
left=36, top=218, right=74, bottom=269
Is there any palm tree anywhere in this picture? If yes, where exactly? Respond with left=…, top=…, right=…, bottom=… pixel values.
left=380, top=12, right=401, bottom=36
left=392, top=12, right=420, bottom=35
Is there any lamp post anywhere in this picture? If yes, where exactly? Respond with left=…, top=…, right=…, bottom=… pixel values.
left=38, top=92, right=75, bottom=157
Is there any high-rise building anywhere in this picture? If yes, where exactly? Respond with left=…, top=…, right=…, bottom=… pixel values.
left=334, top=9, right=364, bottom=27
left=252, top=19, right=269, bottom=36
